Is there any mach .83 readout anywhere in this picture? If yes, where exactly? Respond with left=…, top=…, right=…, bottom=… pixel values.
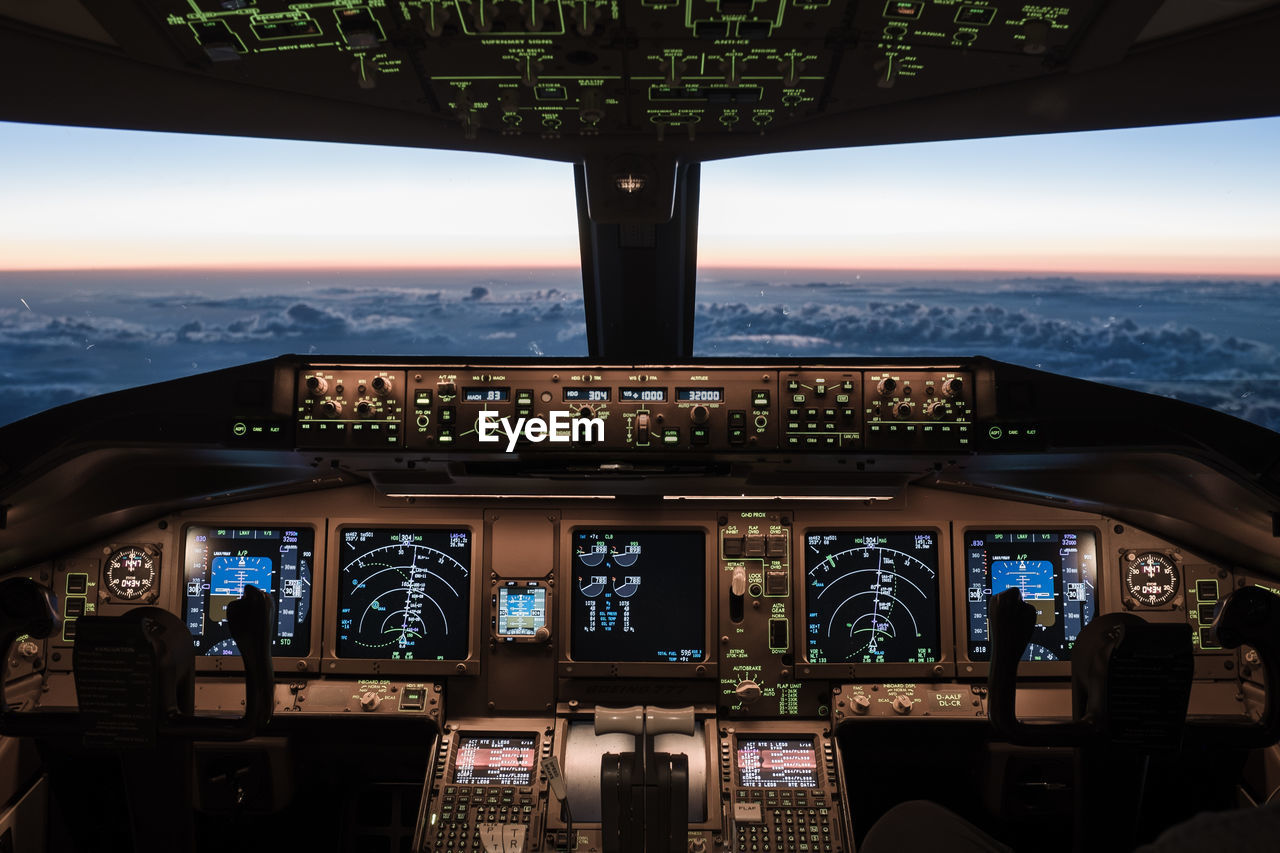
left=805, top=531, right=941, bottom=664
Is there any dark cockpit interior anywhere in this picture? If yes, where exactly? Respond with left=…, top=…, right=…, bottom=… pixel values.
left=2, top=2, right=1280, bottom=852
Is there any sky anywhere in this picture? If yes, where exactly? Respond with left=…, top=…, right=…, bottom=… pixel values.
left=1, top=116, right=1278, bottom=275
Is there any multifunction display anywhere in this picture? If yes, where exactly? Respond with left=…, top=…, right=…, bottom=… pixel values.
left=452, top=734, right=538, bottom=786
left=183, top=526, right=314, bottom=656
left=804, top=531, right=941, bottom=664
left=336, top=528, right=471, bottom=660
left=570, top=530, right=705, bottom=663
left=736, top=737, right=820, bottom=789
left=966, top=530, right=1098, bottom=662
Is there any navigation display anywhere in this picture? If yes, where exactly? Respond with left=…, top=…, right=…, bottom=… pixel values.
left=452, top=734, right=538, bottom=786
left=736, top=737, right=819, bottom=789
left=570, top=530, right=705, bottom=663
left=966, top=530, right=1097, bottom=662
left=336, top=528, right=471, bottom=660
left=804, top=531, right=941, bottom=664
left=183, top=526, right=314, bottom=657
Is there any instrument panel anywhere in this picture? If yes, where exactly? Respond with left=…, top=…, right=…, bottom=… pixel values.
left=32, top=483, right=1241, bottom=697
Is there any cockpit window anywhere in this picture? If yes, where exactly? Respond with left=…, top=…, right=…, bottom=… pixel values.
left=696, top=117, right=1280, bottom=433
left=0, top=120, right=584, bottom=426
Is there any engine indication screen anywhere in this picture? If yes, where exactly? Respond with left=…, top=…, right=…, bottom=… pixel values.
left=736, top=737, right=819, bottom=789
left=497, top=586, right=547, bottom=637
left=183, top=526, right=314, bottom=657
left=804, top=531, right=941, bottom=664
left=336, top=528, right=471, bottom=660
left=571, top=530, right=705, bottom=663
left=966, top=530, right=1097, bottom=662
left=452, top=734, right=538, bottom=786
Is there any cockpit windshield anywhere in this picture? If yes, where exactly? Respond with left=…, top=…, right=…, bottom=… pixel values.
left=2, top=116, right=1278, bottom=431
left=696, top=116, right=1280, bottom=432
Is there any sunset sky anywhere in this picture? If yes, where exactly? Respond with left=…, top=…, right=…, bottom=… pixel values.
left=1, top=116, right=1277, bottom=275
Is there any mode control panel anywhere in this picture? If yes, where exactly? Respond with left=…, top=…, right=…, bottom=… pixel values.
left=294, top=364, right=974, bottom=452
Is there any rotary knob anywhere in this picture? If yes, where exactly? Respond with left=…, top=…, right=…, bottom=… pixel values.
left=851, top=695, right=871, bottom=716
left=877, top=377, right=897, bottom=396
left=305, top=375, right=328, bottom=395
left=894, top=402, right=912, bottom=420
left=891, top=694, right=913, bottom=715
left=690, top=405, right=710, bottom=425
left=319, top=399, right=343, bottom=417
left=356, top=401, right=374, bottom=417
left=942, top=377, right=964, bottom=398
left=371, top=375, right=393, bottom=396
left=360, top=691, right=381, bottom=712
left=734, top=680, right=762, bottom=704
left=924, top=401, right=946, bottom=419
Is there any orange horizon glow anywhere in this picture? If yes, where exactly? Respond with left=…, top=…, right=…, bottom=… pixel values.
left=2, top=259, right=1276, bottom=278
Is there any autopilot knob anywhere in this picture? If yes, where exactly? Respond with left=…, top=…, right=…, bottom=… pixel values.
left=360, top=691, right=381, bottom=712
left=578, top=405, right=595, bottom=420
left=690, top=405, right=710, bottom=425
left=891, top=694, right=913, bottom=715
left=734, top=680, right=762, bottom=704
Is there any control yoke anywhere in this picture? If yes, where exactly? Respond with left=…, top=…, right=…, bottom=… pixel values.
left=987, top=585, right=1280, bottom=748
left=0, top=576, right=274, bottom=741
left=594, top=704, right=696, bottom=853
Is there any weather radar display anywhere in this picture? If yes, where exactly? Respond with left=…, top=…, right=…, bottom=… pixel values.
left=337, top=528, right=471, bottom=660
left=966, top=530, right=1097, bottom=662
left=805, top=531, right=941, bottom=664
left=571, top=530, right=705, bottom=663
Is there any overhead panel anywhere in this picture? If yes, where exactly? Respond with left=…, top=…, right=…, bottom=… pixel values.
left=138, top=0, right=1108, bottom=145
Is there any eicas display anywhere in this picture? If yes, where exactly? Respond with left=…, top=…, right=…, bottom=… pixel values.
left=571, top=530, right=705, bottom=663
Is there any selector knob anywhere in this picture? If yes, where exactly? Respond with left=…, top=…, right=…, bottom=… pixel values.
left=924, top=401, right=946, bottom=419
left=877, top=377, right=897, bottom=396
left=894, top=402, right=912, bottom=420
left=16, top=639, right=40, bottom=660
left=942, top=377, right=964, bottom=398
left=891, top=694, right=913, bottom=715
left=578, top=406, right=595, bottom=420
left=690, top=405, right=710, bottom=425
left=360, top=691, right=381, bottom=712
left=305, top=375, right=328, bottom=395
left=356, top=401, right=374, bottom=417
left=734, top=680, right=762, bottom=704
left=320, top=400, right=343, bottom=417
left=371, top=375, right=393, bottom=396
left=851, top=695, right=871, bottom=716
